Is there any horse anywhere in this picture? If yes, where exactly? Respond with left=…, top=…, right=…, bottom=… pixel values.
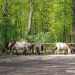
left=8, top=40, right=33, bottom=55
left=55, top=42, right=71, bottom=54
left=34, top=44, right=44, bottom=55
left=69, top=43, right=75, bottom=54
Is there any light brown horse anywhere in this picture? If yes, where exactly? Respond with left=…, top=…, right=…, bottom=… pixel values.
left=55, top=42, right=71, bottom=54
left=8, top=40, right=33, bottom=55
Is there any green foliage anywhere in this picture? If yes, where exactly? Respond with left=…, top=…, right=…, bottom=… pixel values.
left=0, top=0, right=73, bottom=45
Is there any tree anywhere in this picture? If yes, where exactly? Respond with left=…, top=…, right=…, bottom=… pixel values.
left=28, top=0, right=33, bottom=34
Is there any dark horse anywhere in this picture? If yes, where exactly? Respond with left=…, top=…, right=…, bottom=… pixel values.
left=34, top=43, right=44, bottom=55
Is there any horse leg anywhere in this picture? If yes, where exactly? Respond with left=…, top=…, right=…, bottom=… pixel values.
left=55, top=47, right=59, bottom=54
left=36, top=47, right=40, bottom=55
left=31, top=44, right=34, bottom=55
left=9, top=48, right=13, bottom=55
left=55, top=48, right=57, bottom=54
left=23, top=47, right=27, bottom=55
left=68, top=48, right=71, bottom=54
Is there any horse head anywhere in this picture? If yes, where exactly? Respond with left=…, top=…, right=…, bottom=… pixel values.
left=8, top=40, right=16, bottom=49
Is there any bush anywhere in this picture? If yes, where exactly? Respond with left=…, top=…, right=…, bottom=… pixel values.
left=29, top=32, right=57, bottom=43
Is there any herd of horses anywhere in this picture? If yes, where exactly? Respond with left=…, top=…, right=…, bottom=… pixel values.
left=4, top=40, right=75, bottom=55
left=6, top=40, right=44, bottom=55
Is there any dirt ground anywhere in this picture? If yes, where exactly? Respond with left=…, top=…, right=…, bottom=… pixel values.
left=0, top=55, right=75, bottom=75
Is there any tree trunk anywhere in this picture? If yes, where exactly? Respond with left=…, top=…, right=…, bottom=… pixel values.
left=2, top=0, right=9, bottom=53
left=28, top=0, right=33, bottom=34
left=2, top=0, right=8, bottom=17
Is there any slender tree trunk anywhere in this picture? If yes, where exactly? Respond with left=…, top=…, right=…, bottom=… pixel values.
left=63, top=0, right=66, bottom=42
left=28, top=0, right=33, bottom=34
left=3, top=0, right=8, bottom=17
left=2, top=0, right=9, bottom=52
